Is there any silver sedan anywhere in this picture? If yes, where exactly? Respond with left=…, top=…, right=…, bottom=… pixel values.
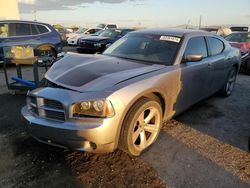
left=22, top=29, right=241, bottom=156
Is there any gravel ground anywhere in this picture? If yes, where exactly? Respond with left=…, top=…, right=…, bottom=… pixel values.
left=0, top=47, right=249, bottom=187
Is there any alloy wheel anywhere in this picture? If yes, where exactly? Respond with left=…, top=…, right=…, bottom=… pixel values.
left=132, top=107, right=161, bottom=151
left=39, top=50, right=57, bottom=66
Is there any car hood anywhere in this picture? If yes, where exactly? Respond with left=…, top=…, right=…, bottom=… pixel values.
left=45, top=53, right=165, bottom=92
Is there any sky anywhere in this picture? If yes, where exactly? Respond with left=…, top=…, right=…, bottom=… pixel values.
left=18, top=0, right=250, bottom=28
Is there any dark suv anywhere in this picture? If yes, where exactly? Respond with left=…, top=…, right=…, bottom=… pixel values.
left=0, top=20, right=63, bottom=63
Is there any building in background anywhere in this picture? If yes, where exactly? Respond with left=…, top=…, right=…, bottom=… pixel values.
left=0, top=0, right=20, bottom=20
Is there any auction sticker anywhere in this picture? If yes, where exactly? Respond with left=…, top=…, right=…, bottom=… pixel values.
left=160, top=36, right=181, bottom=43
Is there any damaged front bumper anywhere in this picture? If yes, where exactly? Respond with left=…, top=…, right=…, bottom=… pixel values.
left=21, top=87, right=119, bottom=153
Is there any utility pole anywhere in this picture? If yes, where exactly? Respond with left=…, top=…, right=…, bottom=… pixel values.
left=32, top=10, right=37, bottom=21
left=186, top=19, right=190, bottom=29
left=199, top=15, right=202, bottom=29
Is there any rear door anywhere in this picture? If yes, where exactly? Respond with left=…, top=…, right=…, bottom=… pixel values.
left=206, top=37, right=227, bottom=93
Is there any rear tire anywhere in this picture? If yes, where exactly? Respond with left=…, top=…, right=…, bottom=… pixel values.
left=219, top=67, right=237, bottom=97
left=244, top=59, right=250, bottom=75
left=119, top=97, right=162, bottom=156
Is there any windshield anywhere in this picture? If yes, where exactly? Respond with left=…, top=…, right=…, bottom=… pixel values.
left=103, top=34, right=181, bottom=65
left=99, top=29, right=121, bottom=38
left=93, top=29, right=104, bottom=36
left=75, top=28, right=87, bottom=34
left=225, top=32, right=250, bottom=42
left=97, top=24, right=105, bottom=29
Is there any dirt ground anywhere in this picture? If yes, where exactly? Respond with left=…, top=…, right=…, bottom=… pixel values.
left=0, top=48, right=249, bottom=187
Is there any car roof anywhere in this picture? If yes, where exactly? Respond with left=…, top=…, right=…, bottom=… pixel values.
left=0, top=20, right=50, bottom=26
left=106, top=28, right=134, bottom=30
left=132, top=28, right=209, bottom=37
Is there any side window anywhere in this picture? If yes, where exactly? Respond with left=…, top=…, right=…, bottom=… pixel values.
left=31, top=24, right=39, bottom=35
left=0, top=23, right=9, bottom=38
left=207, top=37, right=224, bottom=56
left=184, top=37, right=208, bottom=58
left=37, top=25, right=49, bottom=34
left=87, top=29, right=96, bottom=34
left=9, top=23, right=31, bottom=36
left=17, top=23, right=31, bottom=36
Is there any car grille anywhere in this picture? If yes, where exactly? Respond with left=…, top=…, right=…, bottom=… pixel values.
left=28, top=96, right=65, bottom=122
left=44, top=99, right=63, bottom=109
left=79, top=41, right=94, bottom=48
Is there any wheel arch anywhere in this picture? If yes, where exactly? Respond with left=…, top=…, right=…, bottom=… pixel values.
left=115, top=90, right=166, bottom=149
left=232, top=63, right=239, bottom=72
left=143, top=92, right=166, bottom=116
left=34, top=44, right=57, bottom=57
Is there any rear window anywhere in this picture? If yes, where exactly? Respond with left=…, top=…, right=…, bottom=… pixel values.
left=207, top=37, right=224, bottom=56
left=37, top=25, right=49, bottom=34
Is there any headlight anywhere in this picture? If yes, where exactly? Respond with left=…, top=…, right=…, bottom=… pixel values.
left=71, top=99, right=115, bottom=118
left=94, top=43, right=102, bottom=47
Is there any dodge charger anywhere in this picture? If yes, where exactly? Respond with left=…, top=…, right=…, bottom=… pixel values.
left=21, top=29, right=241, bottom=156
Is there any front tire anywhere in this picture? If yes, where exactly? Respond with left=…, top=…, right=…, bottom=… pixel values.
left=119, top=98, right=162, bottom=156
left=220, top=67, right=237, bottom=97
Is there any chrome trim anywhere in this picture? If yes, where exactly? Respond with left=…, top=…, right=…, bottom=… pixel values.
left=27, top=96, right=66, bottom=122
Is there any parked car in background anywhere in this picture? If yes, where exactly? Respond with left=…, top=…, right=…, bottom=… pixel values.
left=0, top=20, right=63, bottom=64
left=225, top=32, right=250, bottom=74
left=200, top=27, right=231, bottom=37
left=22, top=29, right=240, bottom=156
left=66, top=27, right=87, bottom=39
left=67, top=28, right=102, bottom=46
left=77, top=28, right=135, bottom=53
left=54, top=27, right=71, bottom=46
left=96, top=23, right=118, bottom=29
left=230, top=26, right=249, bottom=32
left=200, top=26, right=249, bottom=37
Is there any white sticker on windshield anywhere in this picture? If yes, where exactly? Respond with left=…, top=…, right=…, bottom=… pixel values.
left=160, top=36, right=181, bottom=43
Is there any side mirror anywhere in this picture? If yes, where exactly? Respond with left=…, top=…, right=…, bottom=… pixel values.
left=184, top=54, right=203, bottom=62
left=105, top=43, right=112, bottom=49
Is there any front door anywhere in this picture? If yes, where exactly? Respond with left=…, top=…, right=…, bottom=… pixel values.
left=174, top=36, right=213, bottom=113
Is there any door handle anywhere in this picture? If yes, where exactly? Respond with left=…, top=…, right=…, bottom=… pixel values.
left=35, top=37, right=41, bottom=40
